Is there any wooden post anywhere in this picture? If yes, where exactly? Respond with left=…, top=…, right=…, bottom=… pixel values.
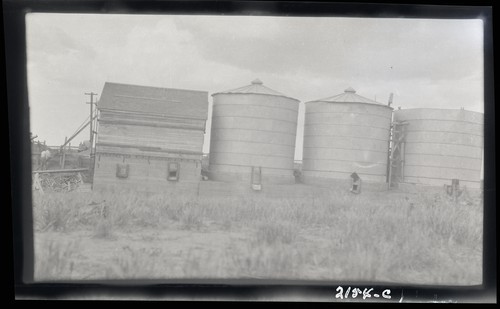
left=452, top=179, right=460, bottom=202
left=401, top=124, right=406, bottom=182
left=401, top=142, right=405, bottom=181
left=37, top=141, right=42, bottom=169
left=33, top=172, right=44, bottom=194
left=85, top=92, right=97, bottom=153
left=62, top=136, right=67, bottom=169
left=387, top=149, right=393, bottom=190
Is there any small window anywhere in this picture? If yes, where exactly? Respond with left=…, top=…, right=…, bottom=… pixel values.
left=116, top=163, right=129, bottom=178
left=168, top=162, right=180, bottom=181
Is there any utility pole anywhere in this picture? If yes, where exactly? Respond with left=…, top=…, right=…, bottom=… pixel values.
left=388, top=93, right=394, bottom=107
left=85, top=92, right=97, bottom=149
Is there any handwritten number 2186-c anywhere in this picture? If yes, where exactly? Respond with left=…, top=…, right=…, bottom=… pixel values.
left=335, top=286, right=391, bottom=300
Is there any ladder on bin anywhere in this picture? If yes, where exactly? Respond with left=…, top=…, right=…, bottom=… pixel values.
left=388, top=121, right=408, bottom=189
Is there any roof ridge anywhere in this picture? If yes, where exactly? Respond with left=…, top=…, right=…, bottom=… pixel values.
left=104, top=81, right=208, bottom=94
left=98, top=81, right=208, bottom=119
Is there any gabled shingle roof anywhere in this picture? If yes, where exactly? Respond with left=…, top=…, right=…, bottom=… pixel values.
left=308, top=87, right=384, bottom=105
left=213, top=79, right=299, bottom=101
left=98, top=82, right=209, bottom=120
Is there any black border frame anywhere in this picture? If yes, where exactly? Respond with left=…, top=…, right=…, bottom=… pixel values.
left=4, top=0, right=496, bottom=303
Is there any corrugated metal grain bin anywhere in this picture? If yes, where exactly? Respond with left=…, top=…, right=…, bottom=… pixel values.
left=393, top=108, right=484, bottom=188
left=302, top=87, right=393, bottom=185
left=209, top=79, right=300, bottom=184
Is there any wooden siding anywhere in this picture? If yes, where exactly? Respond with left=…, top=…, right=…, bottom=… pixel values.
left=97, top=122, right=204, bottom=154
left=98, top=109, right=206, bottom=130
left=93, top=154, right=202, bottom=193
left=98, top=82, right=209, bottom=120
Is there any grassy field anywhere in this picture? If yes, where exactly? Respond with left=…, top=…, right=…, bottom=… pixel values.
left=32, top=185, right=483, bottom=285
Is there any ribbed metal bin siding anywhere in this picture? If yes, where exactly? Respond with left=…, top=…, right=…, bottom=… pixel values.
left=393, top=108, right=484, bottom=188
left=302, top=102, right=392, bottom=183
left=209, top=93, right=299, bottom=184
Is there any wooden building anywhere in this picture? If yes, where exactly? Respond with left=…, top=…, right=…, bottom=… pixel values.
left=92, top=82, right=209, bottom=193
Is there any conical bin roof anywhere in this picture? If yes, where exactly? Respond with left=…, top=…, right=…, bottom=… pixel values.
left=213, top=79, right=299, bottom=101
left=308, top=87, right=385, bottom=105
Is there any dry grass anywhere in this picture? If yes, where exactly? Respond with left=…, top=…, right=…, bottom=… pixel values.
left=32, top=187, right=483, bottom=284
left=34, top=238, right=80, bottom=281
left=256, top=221, right=298, bottom=245
left=93, top=218, right=114, bottom=239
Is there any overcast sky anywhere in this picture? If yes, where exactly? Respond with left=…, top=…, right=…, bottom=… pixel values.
left=27, top=14, right=484, bottom=159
